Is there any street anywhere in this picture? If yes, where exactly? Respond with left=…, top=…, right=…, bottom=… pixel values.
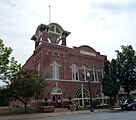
left=33, top=111, right=136, bottom=120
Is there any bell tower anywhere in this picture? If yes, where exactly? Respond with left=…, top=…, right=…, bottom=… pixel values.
left=31, top=23, right=70, bottom=49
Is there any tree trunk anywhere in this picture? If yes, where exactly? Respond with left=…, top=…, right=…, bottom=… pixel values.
left=24, top=103, right=27, bottom=113
left=110, top=97, right=113, bottom=110
left=125, top=87, right=131, bottom=98
left=127, top=91, right=130, bottom=98
left=18, top=99, right=28, bottom=113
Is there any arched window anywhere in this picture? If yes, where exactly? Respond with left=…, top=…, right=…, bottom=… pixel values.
left=71, top=64, right=79, bottom=80
left=51, top=87, right=62, bottom=94
left=49, top=25, right=61, bottom=34
left=36, top=62, right=40, bottom=75
left=52, top=96, right=56, bottom=102
left=51, top=87, right=62, bottom=103
left=75, top=88, right=90, bottom=106
left=96, top=89, right=101, bottom=97
left=52, top=61, right=59, bottom=80
left=50, top=26, right=55, bottom=32
left=56, top=27, right=61, bottom=33
left=75, top=88, right=90, bottom=99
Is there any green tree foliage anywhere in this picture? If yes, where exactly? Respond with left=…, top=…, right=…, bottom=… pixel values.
left=8, top=69, right=46, bottom=112
left=0, top=87, right=9, bottom=106
left=0, top=39, right=20, bottom=82
left=102, top=59, right=120, bottom=108
left=115, top=45, right=136, bottom=97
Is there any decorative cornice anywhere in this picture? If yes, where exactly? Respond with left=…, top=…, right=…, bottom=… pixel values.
left=46, top=79, right=101, bottom=84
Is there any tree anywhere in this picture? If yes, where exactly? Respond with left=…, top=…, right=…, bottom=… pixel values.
left=115, top=45, right=136, bottom=98
left=0, top=39, right=20, bottom=82
left=0, top=87, right=9, bottom=106
left=8, top=69, right=46, bottom=112
left=102, top=59, right=120, bottom=108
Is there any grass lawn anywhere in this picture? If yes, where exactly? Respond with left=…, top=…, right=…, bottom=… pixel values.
left=0, top=107, right=39, bottom=116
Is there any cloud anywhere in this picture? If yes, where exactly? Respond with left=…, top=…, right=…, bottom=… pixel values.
left=0, top=0, right=136, bottom=66
left=90, top=0, right=136, bottom=12
left=88, top=0, right=136, bottom=22
left=0, top=0, right=40, bottom=64
left=84, top=0, right=136, bottom=60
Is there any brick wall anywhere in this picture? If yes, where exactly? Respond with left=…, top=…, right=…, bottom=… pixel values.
left=23, top=40, right=106, bottom=108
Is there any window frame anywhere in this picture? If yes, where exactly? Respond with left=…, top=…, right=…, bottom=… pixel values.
left=71, top=64, right=79, bottom=80
left=52, top=60, right=59, bottom=80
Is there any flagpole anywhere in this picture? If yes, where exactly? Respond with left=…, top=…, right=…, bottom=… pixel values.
left=49, top=5, right=51, bottom=23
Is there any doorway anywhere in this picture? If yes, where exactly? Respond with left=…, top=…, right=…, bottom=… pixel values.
left=51, top=87, right=63, bottom=108
left=52, top=94, right=62, bottom=108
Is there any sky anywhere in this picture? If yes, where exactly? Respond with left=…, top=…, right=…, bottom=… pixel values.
left=0, top=0, right=136, bottom=68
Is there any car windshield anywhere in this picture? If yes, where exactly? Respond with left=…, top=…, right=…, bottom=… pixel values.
left=126, top=99, right=134, bottom=104
left=124, top=99, right=128, bottom=103
left=123, top=99, right=133, bottom=104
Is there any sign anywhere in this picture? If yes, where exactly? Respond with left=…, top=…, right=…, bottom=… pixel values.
left=80, top=50, right=96, bottom=57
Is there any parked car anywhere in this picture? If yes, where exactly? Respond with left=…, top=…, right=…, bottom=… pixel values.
left=121, top=98, right=136, bottom=110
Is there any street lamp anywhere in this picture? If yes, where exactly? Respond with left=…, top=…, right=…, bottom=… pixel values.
left=87, top=72, right=94, bottom=112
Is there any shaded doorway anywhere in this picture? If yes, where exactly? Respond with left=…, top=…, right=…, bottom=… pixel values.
left=51, top=87, right=63, bottom=108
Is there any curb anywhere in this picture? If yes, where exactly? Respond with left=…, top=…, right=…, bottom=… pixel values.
left=0, top=108, right=121, bottom=120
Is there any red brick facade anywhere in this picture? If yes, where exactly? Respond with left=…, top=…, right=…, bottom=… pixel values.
left=23, top=23, right=106, bottom=108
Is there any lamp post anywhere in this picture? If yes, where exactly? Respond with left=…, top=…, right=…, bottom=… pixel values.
left=87, top=72, right=94, bottom=112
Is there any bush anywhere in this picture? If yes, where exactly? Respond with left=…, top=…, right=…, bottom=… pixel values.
left=97, top=104, right=110, bottom=109
left=92, top=100, right=101, bottom=108
left=0, top=108, right=39, bottom=116
left=113, top=102, right=121, bottom=108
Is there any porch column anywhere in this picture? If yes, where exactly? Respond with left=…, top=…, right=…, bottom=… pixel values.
left=81, top=84, right=84, bottom=107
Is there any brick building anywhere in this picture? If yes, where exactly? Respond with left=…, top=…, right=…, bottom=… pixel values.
left=23, top=22, right=106, bottom=108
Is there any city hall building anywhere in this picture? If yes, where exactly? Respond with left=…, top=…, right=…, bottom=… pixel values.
left=23, top=22, right=106, bottom=108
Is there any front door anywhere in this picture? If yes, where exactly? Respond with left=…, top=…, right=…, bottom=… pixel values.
left=52, top=94, right=62, bottom=108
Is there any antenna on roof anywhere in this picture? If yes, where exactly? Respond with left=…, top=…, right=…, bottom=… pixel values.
left=49, top=5, right=51, bottom=23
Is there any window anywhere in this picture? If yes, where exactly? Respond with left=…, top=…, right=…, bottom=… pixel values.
left=36, top=62, right=40, bottom=75
left=51, top=87, right=62, bottom=94
left=75, top=88, right=90, bottom=99
left=56, top=27, right=61, bottom=33
left=50, top=26, right=55, bottom=32
left=101, top=67, right=104, bottom=78
left=92, top=66, right=98, bottom=81
left=58, top=96, right=61, bottom=102
left=71, top=64, right=79, bottom=80
left=82, top=65, right=88, bottom=81
left=49, top=25, right=61, bottom=34
left=52, top=96, right=56, bottom=102
left=75, top=88, right=90, bottom=106
left=52, top=61, right=59, bottom=80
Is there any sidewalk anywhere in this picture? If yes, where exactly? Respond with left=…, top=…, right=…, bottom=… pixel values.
left=0, top=108, right=121, bottom=120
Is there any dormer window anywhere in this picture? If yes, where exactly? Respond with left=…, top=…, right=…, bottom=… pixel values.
left=50, top=26, right=55, bottom=32
left=31, top=22, right=70, bottom=47
left=49, top=25, right=61, bottom=35
left=56, top=27, right=61, bottom=33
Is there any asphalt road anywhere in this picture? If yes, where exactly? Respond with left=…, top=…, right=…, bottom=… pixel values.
left=35, top=111, right=136, bottom=120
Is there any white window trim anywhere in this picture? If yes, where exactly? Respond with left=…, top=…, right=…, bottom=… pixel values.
left=52, top=61, right=59, bottom=80
left=82, top=65, right=88, bottom=81
left=101, top=67, right=104, bottom=78
left=71, top=64, right=79, bottom=80
left=93, top=66, right=99, bottom=81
